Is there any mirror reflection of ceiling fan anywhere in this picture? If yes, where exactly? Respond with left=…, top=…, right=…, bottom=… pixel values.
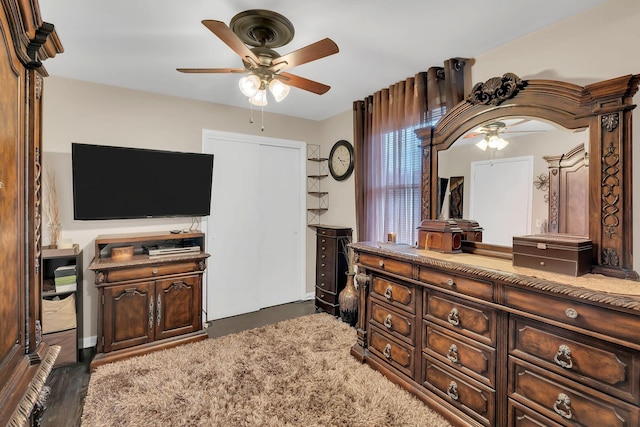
left=463, top=118, right=557, bottom=151
left=177, top=9, right=339, bottom=107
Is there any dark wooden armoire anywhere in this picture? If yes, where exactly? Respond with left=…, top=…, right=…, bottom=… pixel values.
left=0, top=1, right=63, bottom=425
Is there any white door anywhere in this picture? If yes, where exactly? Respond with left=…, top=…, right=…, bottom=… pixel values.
left=469, top=156, right=533, bottom=246
left=202, top=130, right=305, bottom=320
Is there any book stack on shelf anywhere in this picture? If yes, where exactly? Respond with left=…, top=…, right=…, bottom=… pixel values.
left=54, top=265, right=77, bottom=293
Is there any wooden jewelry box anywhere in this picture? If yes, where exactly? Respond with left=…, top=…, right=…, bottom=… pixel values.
left=417, top=219, right=463, bottom=253
left=453, top=219, right=483, bottom=242
left=512, top=233, right=592, bottom=276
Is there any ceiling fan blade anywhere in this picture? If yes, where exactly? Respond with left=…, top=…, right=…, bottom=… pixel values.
left=271, top=38, right=339, bottom=72
left=201, top=20, right=260, bottom=64
left=277, top=72, right=330, bottom=95
left=177, top=67, right=246, bottom=74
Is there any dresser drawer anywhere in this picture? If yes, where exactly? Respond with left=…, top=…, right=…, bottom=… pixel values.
left=371, top=276, right=416, bottom=314
left=101, top=261, right=202, bottom=283
left=369, top=299, right=415, bottom=345
left=359, top=252, right=413, bottom=277
left=510, top=316, right=640, bottom=404
left=369, top=326, right=415, bottom=379
left=504, top=285, right=640, bottom=347
left=509, top=358, right=639, bottom=427
left=424, top=322, right=496, bottom=387
left=316, top=287, right=338, bottom=304
left=508, top=399, right=563, bottom=427
left=316, top=258, right=336, bottom=292
left=425, top=291, right=497, bottom=347
left=423, top=355, right=495, bottom=426
left=419, top=267, right=494, bottom=301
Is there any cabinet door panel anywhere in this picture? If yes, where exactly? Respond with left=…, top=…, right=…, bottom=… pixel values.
left=104, top=282, right=154, bottom=352
left=155, top=275, right=201, bottom=340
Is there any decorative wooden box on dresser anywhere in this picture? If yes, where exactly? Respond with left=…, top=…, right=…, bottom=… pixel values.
left=314, top=225, right=352, bottom=315
left=0, top=1, right=63, bottom=425
left=350, top=73, right=640, bottom=427
left=88, top=231, right=210, bottom=371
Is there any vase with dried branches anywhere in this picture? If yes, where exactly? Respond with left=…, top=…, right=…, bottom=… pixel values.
left=338, top=239, right=358, bottom=326
left=45, top=171, right=61, bottom=248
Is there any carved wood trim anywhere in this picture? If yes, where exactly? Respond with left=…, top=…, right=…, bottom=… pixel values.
left=351, top=243, right=640, bottom=311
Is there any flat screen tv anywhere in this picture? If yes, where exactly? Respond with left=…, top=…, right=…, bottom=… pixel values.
left=72, top=143, right=214, bottom=220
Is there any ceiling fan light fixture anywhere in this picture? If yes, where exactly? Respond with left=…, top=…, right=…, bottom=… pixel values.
left=239, top=74, right=261, bottom=97
left=269, top=79, right=290, bottom=102
left=248, top=89, right=268, bottom=106
left=476, top=139, right=488, bottom=151
left=487, top=134, right=509, bottom=150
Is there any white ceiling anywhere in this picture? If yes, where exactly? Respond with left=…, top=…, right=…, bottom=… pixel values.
left=39, top=1, right=606, bottom=121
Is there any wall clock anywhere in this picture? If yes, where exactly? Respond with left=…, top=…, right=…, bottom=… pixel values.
left=328, top=140, right=354, bottom=181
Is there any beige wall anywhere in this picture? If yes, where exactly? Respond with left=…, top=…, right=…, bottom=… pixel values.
left=42, top=0, right=640, bottom=346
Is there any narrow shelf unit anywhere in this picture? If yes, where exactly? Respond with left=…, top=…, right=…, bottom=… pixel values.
left=307, top=144, right=329, bottom=225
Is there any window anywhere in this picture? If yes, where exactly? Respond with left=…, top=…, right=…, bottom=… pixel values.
left=378, top=126, right=423, bottom=245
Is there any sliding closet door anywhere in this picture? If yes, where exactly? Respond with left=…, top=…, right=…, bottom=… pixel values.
left=202, top=130, right=305, bottom=320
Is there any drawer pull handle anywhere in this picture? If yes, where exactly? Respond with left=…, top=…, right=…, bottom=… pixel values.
left=553, top=393, right=572, bottom=419
left=378, top=260, right=385, bottom=268
left=321, top=273, right=325, bottom=277
left=446, top=278, right=455, bottom=287
left=384, top=286, right=393, bottom=300
left=152, top=268, right=159, bottom=275
left=554, top=344, right=573, bottom=369
left=565, top=308, right=578, bottom=319
left=383, top=343, right=392, bottom=359
left=447, top=308, right=460, bottom=326
left=319, top=282, right=325, bottom=288
left=383, top=314, right=393, bottom=329
left=321, top=263, right=325, bottom=267
left=446, top=344, right=459, bottom=364
left=321, top=246, right=326, bottom=251
left=446, top=381, right=459, bottom=401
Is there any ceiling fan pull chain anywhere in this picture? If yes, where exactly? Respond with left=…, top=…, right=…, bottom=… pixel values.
left=261, top=104, right=265, bottom=131
left=249, top=101, right=254, bottom=124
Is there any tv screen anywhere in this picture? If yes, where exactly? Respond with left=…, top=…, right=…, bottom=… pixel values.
left=71, top=143, right=214, bottom=220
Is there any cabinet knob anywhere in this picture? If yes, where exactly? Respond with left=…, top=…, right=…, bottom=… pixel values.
left=553, top=393, right=573, bottom=419
left=383, top=343, right=392, bottom=359
left=152, top=268, right=159, bottom=275
left=321, top=247, right=325, bottom=251
left=383, top=314, right=393, bottom=329
left=447, top=308, right=460, bottom=326
left=319, top=282, right=325, bottom=288
left=446, top=278, right=455, bottom=287
left=446, top=344, right=459, bottom=364
left=565, top=308, right=578, bottom=319
left=378, top=260, right=384, bottom=268
left=554, top=344, right=574, bottom=369
left=446, top=381, right=459, bottom=401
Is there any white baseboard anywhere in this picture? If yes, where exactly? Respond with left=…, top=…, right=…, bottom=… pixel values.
left=81, top=336, right=97, bottom=349
left=304, top=292, right=314, bottom=301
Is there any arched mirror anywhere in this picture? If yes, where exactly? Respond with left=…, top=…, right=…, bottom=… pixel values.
left=437, top=117, right=588, bottom=246
left=416, top=73, right=640, bottom=280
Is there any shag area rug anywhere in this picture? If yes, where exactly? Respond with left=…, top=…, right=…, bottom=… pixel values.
left=81, top=313, right=452, bottom=426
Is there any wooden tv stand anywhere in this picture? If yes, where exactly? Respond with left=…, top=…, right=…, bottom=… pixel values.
left=88, top=231, right=210, bottom=371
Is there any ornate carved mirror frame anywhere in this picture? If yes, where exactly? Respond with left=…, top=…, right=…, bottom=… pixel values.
left=416, top=73, right=640, bottom=279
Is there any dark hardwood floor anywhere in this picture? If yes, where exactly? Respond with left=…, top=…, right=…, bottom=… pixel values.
left=41, top=300, right=317, bottom=427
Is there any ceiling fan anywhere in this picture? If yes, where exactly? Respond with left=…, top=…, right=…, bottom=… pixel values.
left=177, top=9, right=339, bottom=105
left=463, top=119, right=555, bottom=151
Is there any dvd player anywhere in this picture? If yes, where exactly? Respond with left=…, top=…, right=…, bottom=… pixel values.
left=147, top=246, right=200, bottom=256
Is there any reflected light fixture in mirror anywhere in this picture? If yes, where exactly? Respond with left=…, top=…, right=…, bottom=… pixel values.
left=476, top=134, right=509, bottom=151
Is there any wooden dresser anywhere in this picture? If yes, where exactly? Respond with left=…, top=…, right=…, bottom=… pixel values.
left=351, top=242, right=640, bottom=426
left=314, top=225, right=352, bottom=315
left=88, top=231, right=210, bottom=371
